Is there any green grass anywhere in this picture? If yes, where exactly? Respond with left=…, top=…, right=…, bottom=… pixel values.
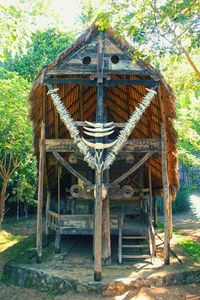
left=179, top=239, right=200, bottom=262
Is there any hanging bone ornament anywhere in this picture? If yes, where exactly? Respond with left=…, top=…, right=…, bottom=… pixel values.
left=82, top=137, right=117, bottom=150
left=85, top=121, right=114, bottom=128
left=83, top=130, right=114, bottom=138
left=83, top=126, right=115, bottom=133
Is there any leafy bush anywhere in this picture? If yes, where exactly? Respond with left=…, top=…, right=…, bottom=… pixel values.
left=157, top=185, right=192, bottom=214
left=172, top=185, right=192, bottom=213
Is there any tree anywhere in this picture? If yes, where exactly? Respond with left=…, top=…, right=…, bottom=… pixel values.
left=0, top=0, right=50, bottom=60
left=80, top=0, right=200, bottom=77
left=3, top=28, right=75, bottom=81
left=0, top=68, right=36, bottom=226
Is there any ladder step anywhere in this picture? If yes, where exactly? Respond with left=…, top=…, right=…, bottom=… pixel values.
left=122, top=236, right=148, bottom=240
left=122, top=244, right=148, bottom=248
left=122, top=255, right=150, bottom=259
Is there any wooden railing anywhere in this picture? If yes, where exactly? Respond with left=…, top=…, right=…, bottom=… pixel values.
left=46, top=210, right=60, bottom=231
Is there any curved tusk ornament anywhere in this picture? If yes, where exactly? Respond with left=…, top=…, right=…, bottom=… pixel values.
left=85, top=121, right=114, bottom=128
left=83, top=130, right=114, bottom=137
left=83, top=126, right=115, bottom=133
left=82, top=137, right=117, bottom=149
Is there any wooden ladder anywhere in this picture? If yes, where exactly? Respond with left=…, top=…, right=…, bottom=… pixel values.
left=118, top=210, right=152, bottom=264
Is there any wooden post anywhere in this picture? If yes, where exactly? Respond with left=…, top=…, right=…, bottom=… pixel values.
left=94, top=170, right=103, bottom=281
left=161, top=123, right=170, bottom=265
left=94, top=31, right=105, bottom=281
left=55, top=228, right=61, bottom=253
left=153, top=191, right=158, bottom=228
left=148, top=164, right=153, bottom=220
left=169, top=196, right=173, bottom=239
left=102, top=170, right=111, bottom=264
left=36, top=122, right=45, bottom=263
left=58, top=165, right=61, bottom=214
left=45, top=190, right=51, bottom=235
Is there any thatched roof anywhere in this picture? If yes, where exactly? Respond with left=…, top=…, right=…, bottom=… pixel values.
left=29, top=24, right=179, bottom=198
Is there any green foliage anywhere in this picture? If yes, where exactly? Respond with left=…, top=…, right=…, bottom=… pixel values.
left=3, top=28, right=75, bottom=81
left=0, top=0, right=50, bottom=60
left=172, top=185, right=192, bottom=213
left=179, top=239, right=200, bottom=262
left=157, top=185, right=192, bottom=214
left=0, top=67, right=37, bottom=208
left=159, top=52, right=200, bottom=166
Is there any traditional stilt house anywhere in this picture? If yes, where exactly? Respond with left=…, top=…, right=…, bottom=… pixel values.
left=29, top=24, right=179, bottom=281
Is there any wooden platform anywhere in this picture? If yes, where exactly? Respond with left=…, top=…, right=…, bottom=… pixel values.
left=47, top=210, right=148, bottom=236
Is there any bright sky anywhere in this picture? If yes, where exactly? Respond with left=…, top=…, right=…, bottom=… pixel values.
left=1, top=0, right=82, bottom=31
left=48, top=0, right=82, bottom=30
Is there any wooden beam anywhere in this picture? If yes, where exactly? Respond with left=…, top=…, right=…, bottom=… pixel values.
left=52, top=152, right=92, bottom=186
left=44, top=77, right=158, bottom=88
left=161, top=123, right=170, bottom=265
left=45, top=138, right=161, bottom=153
left=112, top=152, right=154, bottom=185
left=36, top=122, right=45, bottom=263
left=105, top=79, right=158, bottom=87
left=44, top=78, right=97, bottom=86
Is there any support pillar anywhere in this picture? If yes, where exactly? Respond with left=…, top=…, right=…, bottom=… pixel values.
left=161, top=123, right=170, bottom=265
left=45, top=190, right=51, bottom=235
left=36, top=122, right=45, bottom=263
left=94, top=170, right=103, bottom=281
left=102, top=170, right=111, bottom=264
left=148, top=165, right=153, bottom=220
left=153, top=192, right=158, bottom=228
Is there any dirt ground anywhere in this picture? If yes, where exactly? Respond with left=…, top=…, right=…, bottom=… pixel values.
left=0, top=196, right=200, bottom=300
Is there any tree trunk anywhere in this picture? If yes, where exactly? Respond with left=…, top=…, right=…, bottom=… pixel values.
left=0, top=179, right=8, bottom=227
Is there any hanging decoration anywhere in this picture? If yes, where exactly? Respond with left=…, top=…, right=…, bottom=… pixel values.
left=47, top=85, right=157, bottom=172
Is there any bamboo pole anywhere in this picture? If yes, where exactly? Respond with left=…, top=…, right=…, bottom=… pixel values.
left=36, top=122, right=45, bottom=263
left=161, top=123, right=170, bottom=265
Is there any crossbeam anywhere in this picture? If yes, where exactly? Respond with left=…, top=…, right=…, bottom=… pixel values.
left=45, top=138, right=161, bottom=153
left=44, top=77, right=158, bottom=87
left=52, top=152, right=92, bottom=186
left=111, top=152, right=154, bottom=185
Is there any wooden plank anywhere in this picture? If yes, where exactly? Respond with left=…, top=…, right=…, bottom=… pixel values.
left=112, top=152, right=154, bottom=185
left=161, top=123, right=170, bottom=265
left=105, top=79, right=158, bottom=87
left=52, top=151, right=92, bottom=186
left=36, top=122, right=45, bottom=263
left=46, top=69, right=96, bottom=75
left=45, top=138, right=161, bottom=152
left=44, top=78, right=97, bottom=86
left=104, top=69, right=158, bottom=75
